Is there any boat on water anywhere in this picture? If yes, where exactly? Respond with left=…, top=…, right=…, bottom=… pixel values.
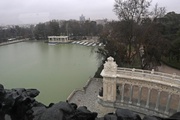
left=79, top=42, right=85, bottom=45
left=83, top=42, right=88, bottom=45
left=48, top=43, right=58, bottom=45
left=99, top=43, right=102, bottom=46
left=87, top=42, right=93, bottom=46
left=92, top=43, right=96, bottom=46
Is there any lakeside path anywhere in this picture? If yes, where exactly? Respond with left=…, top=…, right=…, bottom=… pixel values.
left=68, top=78, right=115, bottom=117
left=0, top=39, right=29, bottom=46
left=158, top=64, right=180, bottom=76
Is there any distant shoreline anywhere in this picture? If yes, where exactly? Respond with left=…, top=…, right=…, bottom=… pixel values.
left=0, top=39, right=29, bottom=46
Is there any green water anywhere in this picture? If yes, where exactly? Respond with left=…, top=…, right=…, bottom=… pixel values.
left=0, top=41, right=99, bottom=105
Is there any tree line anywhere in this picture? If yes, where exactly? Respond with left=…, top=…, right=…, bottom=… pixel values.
left=0, top=25, right=33, bottom=43
left=33, top=20, right=104, bottom=40
left=0, top=19, right=104, bottom=43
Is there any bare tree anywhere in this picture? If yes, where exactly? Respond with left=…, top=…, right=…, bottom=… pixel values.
left=98, top=0, right=168, bottom=69
left=114, top=0, right=151, bottom=24
left=151, top=3, right=166, bottom=19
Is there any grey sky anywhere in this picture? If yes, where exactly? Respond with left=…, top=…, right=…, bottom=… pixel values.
left=0, top=0, right=180, bottom=25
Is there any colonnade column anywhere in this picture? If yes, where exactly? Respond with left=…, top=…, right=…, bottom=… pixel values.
left=137, top=86, right=142, bottom=106
left=177, top=96, right=180, bottom=112
left=102, top=80, right=108, bottom=101
left=121, top=83, right=125, bottom=103
left=129, top=84, right=133, bottom=104
left=165, top=93, right=172, bottom=114
left=146, top=88, right=152, bottom=108
left=155, top=90, right=161, bottom=111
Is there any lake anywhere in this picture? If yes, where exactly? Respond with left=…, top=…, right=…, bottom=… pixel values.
left=0, top=41, right=100, bottom=105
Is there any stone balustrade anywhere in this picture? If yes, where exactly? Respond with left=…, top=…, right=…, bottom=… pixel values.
left=98, top=57, right=180, bottom=117
left=117, top=68, right=180, bottom=86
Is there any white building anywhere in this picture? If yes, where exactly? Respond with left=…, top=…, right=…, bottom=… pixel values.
left=48, top=36, right=69, bottom=43
left=79, top=14, right=85, bottom=22
left=95, top=19, right=107, bottom=26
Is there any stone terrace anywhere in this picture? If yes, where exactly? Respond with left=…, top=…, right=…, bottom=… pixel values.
left=68, top=78, right=115, bottom=117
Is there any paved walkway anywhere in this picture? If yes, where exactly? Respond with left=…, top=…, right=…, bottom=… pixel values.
left=0, top=39, right=29, bottom=46
left=158, top=64, right=180, bottom=75
left=68, top=78, right=115, bottom=117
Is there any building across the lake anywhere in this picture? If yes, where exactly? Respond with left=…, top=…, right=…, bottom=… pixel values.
left=48, top=36, right=69, bottom=43
left=79, top=14, right=85, bottom=22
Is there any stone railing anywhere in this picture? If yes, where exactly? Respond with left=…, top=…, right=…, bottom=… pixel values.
left=98, top=57, right=180, bottom=117
left=117, top=67, right=180, bottom=85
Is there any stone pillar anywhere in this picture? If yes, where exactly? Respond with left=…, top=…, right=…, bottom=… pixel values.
left=155, top=90, right=161, bottom=111
left=129, top=84, right=133, bottom=104
left=137, top=86, right=142, bottom=106
left=146, top=88, right=152, bottom=108
left=121, top=83, right=125, bottom=103
left=101, top=57, right=118, bottom=102
left=177, top=96, right=180, bottom=112
left=165, top=93, right=172, bottom=115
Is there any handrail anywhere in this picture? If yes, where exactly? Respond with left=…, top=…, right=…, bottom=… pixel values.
left=117, top=67, right=180, bottom=81
left=117, top=67, right=180, bottom=89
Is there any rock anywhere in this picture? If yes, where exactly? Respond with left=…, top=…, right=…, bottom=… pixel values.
left=142, top=116, right=161, bottom=120
left=33, top=102, right=97, bottom=120
left=0, top=84, right=41, bottom=120
left=73, top=106, right=97, bottom=120
left=143, top=112, right=180, bottom=120
left=77, top=106, right=90, bottom=113
left=104, top=113, right=117, bottom=120
left=26, top=89, right=40, bottom=98
left=115, top=108, right=141, bottom=120
left=169, top=112, right=180, bottom=119
left=34, top=106, right=64, bottom=120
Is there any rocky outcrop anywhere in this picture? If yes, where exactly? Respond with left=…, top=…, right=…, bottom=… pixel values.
left=0, top=84, right=97, bottom=120
left=0, top=84, right=180, bottom=120
left=32, top=102, right=97, bottom=120
left=0, top=84, right=41, bottom=120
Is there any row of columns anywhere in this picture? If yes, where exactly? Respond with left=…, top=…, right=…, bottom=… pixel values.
left=100, top=57, right=180, bottom=116
left=118, top=83, right=180, bottom=114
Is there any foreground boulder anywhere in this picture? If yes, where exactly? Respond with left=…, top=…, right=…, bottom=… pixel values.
left=0, top=84, right=40, bottom=120
left=115, top=108, right=141, bottom=120
left=32, top=102, right=97, bottom=120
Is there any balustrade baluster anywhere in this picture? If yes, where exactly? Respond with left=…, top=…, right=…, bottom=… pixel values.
left=137, top=86, right=142, bottom=106
left=129, top=84, right=133, bottom=104
left=177, top=96, right=180, bottom=112
left=165, top=93, right=172, bottom=115
left=155, top=90, right=161, bottom=111
left=146, top=88, right=152, bottom=108
left=121, top=83, right=125, bottom=103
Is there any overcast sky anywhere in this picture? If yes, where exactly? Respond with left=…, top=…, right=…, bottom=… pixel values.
left=0, top=0, right=180, bottom=25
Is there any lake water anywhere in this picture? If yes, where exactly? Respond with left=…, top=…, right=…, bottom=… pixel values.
left=0, top=41, right=100, bottom=105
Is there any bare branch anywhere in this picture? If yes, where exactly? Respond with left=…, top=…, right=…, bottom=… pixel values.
left=152, top=3, right=166, bottom=19
left=114, top=0, right=151, bottom=24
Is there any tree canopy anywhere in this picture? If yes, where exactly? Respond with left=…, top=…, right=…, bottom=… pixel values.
left=98, top=0, right=169, bottom=70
